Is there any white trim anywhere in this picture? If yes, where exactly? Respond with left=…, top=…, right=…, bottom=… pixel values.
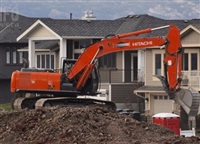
left=18, top=48, right=50, bottom=52
left=17, top=20, right=62, bottom=41
left=28, top=39, right=35, bottom=68
left=182, top=44, right=200, bottom=47
left=29, top=37, right=60, bottom=41
left=181, top=25, right=200, bottom=35
left=35, top=52, right=56, bottom=69
left=108, top=84, right=112, bottom=101
left=152, top=49, right=165, bottom=81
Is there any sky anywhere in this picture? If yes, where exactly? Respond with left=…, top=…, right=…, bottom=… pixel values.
left=0, top=0, right=200, bottom=20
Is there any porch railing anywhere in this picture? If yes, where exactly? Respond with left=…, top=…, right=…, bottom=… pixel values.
left=98, top=69, right=145, bottom=83
left=181, top=71, right=200, bottom=87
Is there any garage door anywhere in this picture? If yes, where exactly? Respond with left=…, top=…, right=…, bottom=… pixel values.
left=153, top=95, right=173, bottom=114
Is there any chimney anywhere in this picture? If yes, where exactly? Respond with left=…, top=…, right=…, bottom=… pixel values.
left=70, top=13, right=72, bottom=20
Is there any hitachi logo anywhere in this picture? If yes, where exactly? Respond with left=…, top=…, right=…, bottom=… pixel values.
left=132, top=41, right=153, bottom=47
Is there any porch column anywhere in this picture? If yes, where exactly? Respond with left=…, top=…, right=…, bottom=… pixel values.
left=28, top=39, right=35, bottom=68
left=59, top=39, right=67, bottom=68
left=138, top=50, right=145, bottom=82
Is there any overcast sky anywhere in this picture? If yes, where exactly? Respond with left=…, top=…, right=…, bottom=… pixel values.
left=1, top=0, right=200, bottom=20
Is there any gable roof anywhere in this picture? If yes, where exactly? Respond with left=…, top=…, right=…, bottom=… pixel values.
left=181, top=24, right=200, bottom=35
left=0, top=12, right=200, bottom=43
left=0, top=12, right=38, bottom=43
left=116, top=14, right=193, bottom=37
left=16, top=19, right=62, bottom=41
left=41, top=19, right=124, bottom=37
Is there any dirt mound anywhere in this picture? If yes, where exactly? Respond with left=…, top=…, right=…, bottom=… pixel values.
left=0, top=105, right=200, bottom=144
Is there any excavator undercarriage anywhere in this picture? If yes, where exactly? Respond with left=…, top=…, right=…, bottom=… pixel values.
left=12, top=93, right=116, bottom=110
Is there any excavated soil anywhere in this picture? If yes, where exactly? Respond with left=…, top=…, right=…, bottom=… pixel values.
left=0, top=105, right=200, bottom=144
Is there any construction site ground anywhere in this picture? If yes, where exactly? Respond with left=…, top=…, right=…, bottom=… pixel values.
left=0, top=105, right=200, bottom=144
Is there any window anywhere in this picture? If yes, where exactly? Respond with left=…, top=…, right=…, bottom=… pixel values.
left=191, top=53, right=197, bottom=70
left=99, top=53, right=116, bottom=68
left=183, top=50, right=199, bottom=71
left=6, top=47, right=28, bottom=64
left=154, top=96, right=158, bottom=100
left=6, top=48, right=10, bottom=64
left=159, top=95, right=163, bottom=100
left=183, top=53, right=188, bottom=70
left=73, top=39, right=92, bottom=59
left=153, top=95, right=168, bottom=100
left=36, top=53, right=55, bottom=69
left=155, top=54, right=161, bottom=75
left=153, top=50, right=165, bottom=78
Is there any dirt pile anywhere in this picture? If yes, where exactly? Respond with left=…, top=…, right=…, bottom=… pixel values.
left=0, top=105, right=200, bottom=144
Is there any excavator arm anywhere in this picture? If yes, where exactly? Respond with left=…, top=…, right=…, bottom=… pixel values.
left=67, top=25, right=200, bottom=116
left=67, top=25, right=182, bottom=94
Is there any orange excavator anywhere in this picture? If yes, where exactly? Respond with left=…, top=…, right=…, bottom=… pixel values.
left=11, top=25, right=200, bottom=116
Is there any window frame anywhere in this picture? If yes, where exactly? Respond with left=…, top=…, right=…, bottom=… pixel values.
left=35, top=52, right=56, bottom=69
left=152, top=50, right=165, bottom=81
left=73, top=39, right=92, bottom=59
left=5, top=47, right=28, bottom=65
left=183, top=49, right=199, bottom=71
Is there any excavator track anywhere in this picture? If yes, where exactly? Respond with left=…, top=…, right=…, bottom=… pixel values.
left=12, top=97, right=41, bottom=110
left=35, top=97, right=116, bottom=110
left=12, top=96, right=116, bottom=110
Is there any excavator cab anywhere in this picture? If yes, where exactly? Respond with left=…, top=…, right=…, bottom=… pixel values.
left=61, top=59, right=99, bottom=96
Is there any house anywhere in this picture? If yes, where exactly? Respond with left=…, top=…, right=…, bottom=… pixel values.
left=0, top=12, right=199, bottom=125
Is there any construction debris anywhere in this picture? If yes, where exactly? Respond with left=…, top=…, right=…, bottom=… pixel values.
left=0, top=105, right=199, bottom=144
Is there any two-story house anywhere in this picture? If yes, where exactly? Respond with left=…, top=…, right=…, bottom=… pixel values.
left=1, top=12, right=199, bottom=121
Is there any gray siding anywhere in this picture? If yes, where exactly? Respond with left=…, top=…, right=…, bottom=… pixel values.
left=145, top=49, right=163, bottom=86
left=181, top=30, right=200, bottom=45
left=0, top=43, right=27, bottom=79
left=111, top=83, right=143, bottom=103
left=145, top=50, right=153, bottom=85
left=99, top=70, right=123, bottom=83
left=0, top=43, right=27, bottom=103
left=0, top=79, right=15, bottom=104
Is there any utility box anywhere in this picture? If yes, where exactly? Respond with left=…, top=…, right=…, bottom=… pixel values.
left=153, top=113, right=180, bottom=136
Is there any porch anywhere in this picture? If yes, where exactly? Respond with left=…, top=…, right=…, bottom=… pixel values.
left=182, top=71, right=200, bottom=91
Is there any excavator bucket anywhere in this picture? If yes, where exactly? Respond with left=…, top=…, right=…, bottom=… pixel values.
left=155, top=75, right=200, bottom=116
left=175, top=89, right=200, bottom=116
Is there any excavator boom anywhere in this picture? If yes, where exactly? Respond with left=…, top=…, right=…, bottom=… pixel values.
left=67, top=24, right=200, bottom=116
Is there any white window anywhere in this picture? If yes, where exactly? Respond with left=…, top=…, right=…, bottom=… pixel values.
left=6, top=47, right=27, bottom=64
left=153, top=94, right=168, bottom=100
left=183, top=49, right=199, bottom=71
left=19, top=52, right=23, bottom=64
left=6, top=47, right=10, bottom=64
left=36, top=52, right=55, bottom=69
left=153, top=50, right=165, bottom=80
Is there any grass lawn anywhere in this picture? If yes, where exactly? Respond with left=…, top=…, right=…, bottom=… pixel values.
left=0, top=103, right=12, bottom=111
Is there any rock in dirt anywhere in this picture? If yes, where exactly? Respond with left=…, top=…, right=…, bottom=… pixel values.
left=0, top=105, right=199, bottom=144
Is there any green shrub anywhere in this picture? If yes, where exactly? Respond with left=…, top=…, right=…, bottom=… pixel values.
left=0, top=103, right=12, bottom=111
